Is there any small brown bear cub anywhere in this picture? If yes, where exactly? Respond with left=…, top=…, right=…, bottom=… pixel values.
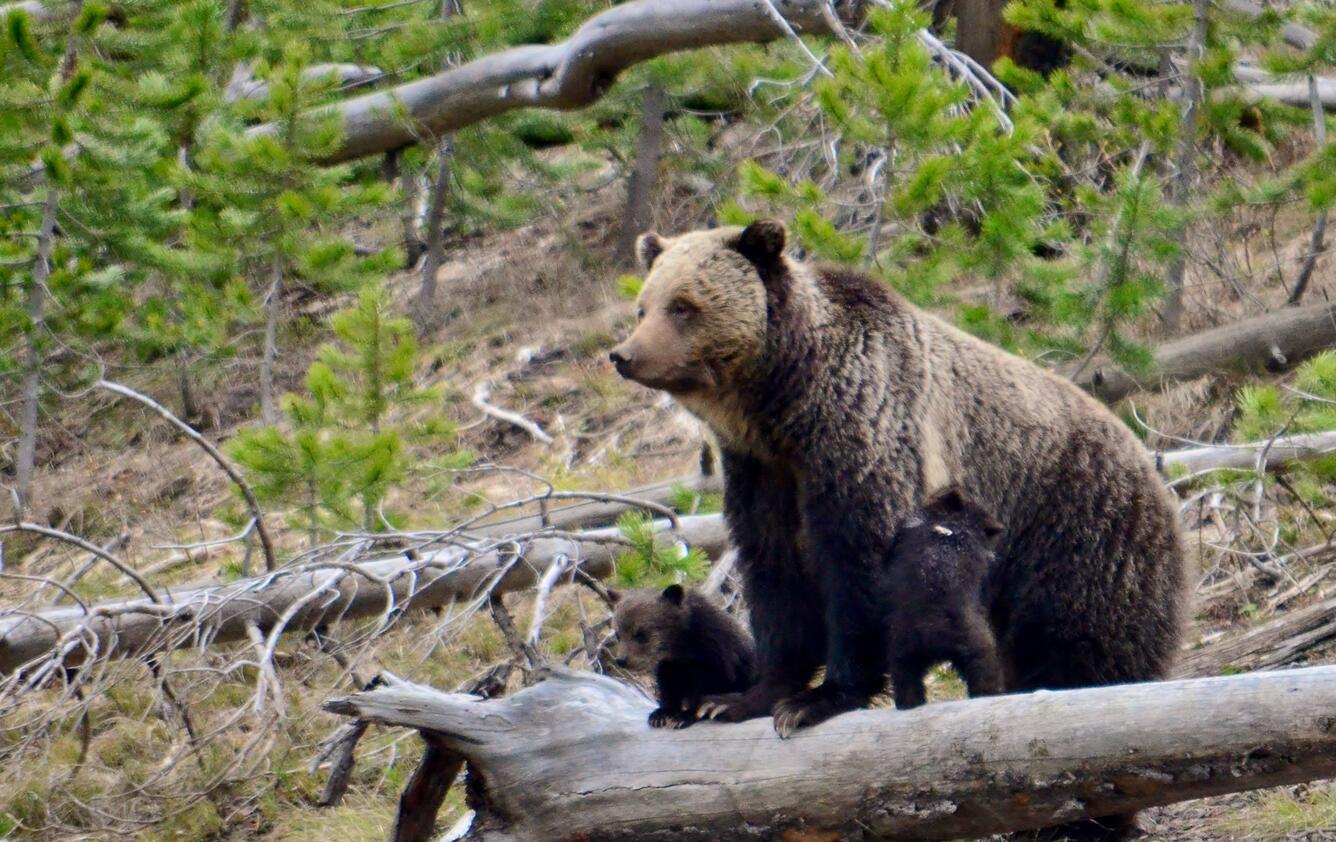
left=884, top=487, right=1007, bottom=711
left=611, top=584, right=755, bottom=729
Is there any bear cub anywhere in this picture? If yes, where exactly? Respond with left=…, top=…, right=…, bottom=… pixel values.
left=883, top=487, right=1007, bottom=710
left=611, top=584, right=755, bottom=729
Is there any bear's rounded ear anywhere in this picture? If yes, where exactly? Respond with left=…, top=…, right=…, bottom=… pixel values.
left=735, top=218, right=787, bottom=266
left=660, top=583, right=686, bottom=606
left=636, top=232, right=665, bottom=271
left=606, top=588, right=622, bottom=606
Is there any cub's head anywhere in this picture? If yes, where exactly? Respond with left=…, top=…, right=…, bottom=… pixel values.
left=609, top=584, right=690, bottom=672
left=906, top=486, right=1005, bottom=564
left=608, top=220, right=789, bottom=395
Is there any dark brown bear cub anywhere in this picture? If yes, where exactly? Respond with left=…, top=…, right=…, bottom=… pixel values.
left=882, top=487, right=1006, bottom=711
left=611, top=584, right=755, bottom=729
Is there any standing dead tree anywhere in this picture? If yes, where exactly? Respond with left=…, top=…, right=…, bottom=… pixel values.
left=327, top=664, right=1336, bottom=842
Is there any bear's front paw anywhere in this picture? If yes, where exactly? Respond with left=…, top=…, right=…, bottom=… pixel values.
left=647, top=707, right=693, bottom=729
left=771, top=684, right=869, bottom=738
left=695, top=685, right=779, bottom=723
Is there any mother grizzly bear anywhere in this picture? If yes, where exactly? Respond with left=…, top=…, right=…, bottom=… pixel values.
left=609, top=221, right=1186, bottom=831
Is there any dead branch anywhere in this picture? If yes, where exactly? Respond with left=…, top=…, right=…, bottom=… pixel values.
left=0, top=514, right=728, bottom=675
left=0, top=522, right=158, bottom=603
left=96, top=379, right=277, bottom=571
left=246, top=0, right=859, bottom=163
left=326, top=664, right=1336, bottom=841
left=1069, top=301, right=1336, bottom=402
left=471, top=383, right=553, bottom=445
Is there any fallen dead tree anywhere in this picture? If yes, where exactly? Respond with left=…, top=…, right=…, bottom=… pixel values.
left=1158, top=429, right=1336, bottom=474
left=326, top=664, right=1336, bottom=842
left=0, top=514, right=728, bottom=676
left=1179, top=591, right=1336, bottom=678
left=1069, top=301, right=1336, bottom=403
left=7, top=429, right=1331, bottom=676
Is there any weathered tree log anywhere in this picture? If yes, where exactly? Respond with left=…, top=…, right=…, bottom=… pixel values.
left=1069, top=301, right=1336, bottom=403
left=1178, top=592, right=1336, bottom=678
left=0, top=514, right=728, bottom=676
left=1158, top=430, right=1336, bottom=474
left=325, top=664, right=1336, bottom=842
left=10, top=424, right=1336, bottom=674
left=245, top=0, right=858, bottom=164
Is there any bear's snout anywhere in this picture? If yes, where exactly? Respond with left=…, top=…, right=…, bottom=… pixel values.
left=609, top=344, right=636, bottom=378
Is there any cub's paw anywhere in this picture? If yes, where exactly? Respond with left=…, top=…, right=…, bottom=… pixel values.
left=695, top=687, right=776, bottom=723
left=772, top=684, right=868, bottom=738
left=647, top=708, right=693, bottom=729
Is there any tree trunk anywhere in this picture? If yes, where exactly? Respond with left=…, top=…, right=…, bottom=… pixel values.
left=415, top=139, right=454, bottom=321
left=1159, top=0, right=1210, bottom=335
left=954, top=0, right=1010, bottom=67
left=1288, top=75, right=1329, bottom=306
left=1067, top=300, right=1336, bottom=403
left=615, top=84, right=666, bottom=267
left=14, top=186, right=58, bottom=515
left=1158, top=430, right=1336, bottom=474
left=325, top=665, right=1336, bottom=842
left=245, top=0, right=859, bottom=164
left=260, top=257, right=282, bottom=425
left=0, top=514, right=728, bottom=675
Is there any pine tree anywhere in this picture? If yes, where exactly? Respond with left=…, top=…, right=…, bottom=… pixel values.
left=228, top=282, right=460, bottom=544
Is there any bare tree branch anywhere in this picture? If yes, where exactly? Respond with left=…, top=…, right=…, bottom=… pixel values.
left=95, top=380, right=277, bottom=572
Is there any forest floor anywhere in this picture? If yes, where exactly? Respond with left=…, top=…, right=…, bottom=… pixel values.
left=7, top=167, right=1336, bottom=840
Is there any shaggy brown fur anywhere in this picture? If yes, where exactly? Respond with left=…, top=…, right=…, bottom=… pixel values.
left=610, top=584, right=755, bottom=729
left=610, top=220, right=1187, bottom=839
left=881, top=487, right=1006, bottom=711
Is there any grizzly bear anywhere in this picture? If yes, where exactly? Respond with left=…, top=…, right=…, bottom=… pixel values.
left=609, top=220, right=1186, bottom=838
left=610, top=584, right=756, bottom=729
left=880, top=486, right=1007, bottom=710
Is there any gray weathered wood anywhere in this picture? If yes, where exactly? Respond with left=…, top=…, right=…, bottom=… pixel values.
left=1158, top=430, right=1336, bottom=474
left=325, top=665, right=1336, bottom=841
left=0, top=515, right=728, bottom=675
left=245, top=0, right=857, bottom=164
left=1070, top=301, right=1336, bottom=402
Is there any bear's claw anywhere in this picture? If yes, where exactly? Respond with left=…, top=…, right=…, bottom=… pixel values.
left=771, top=684, right=868, bottom=738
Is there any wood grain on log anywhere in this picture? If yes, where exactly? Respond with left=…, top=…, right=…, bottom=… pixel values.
left=325, top=665, right=1336, bottom=841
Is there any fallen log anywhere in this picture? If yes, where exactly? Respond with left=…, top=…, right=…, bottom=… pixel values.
left=477, top=472, right=723, bottom=534
left=325, top=664, right=1336, bottom=842
left=1178, top=591, right=1336, bottom=678
left=10, top=426, right=1334, bottom=674
left=0, top=514, right=728, bottom=676
left=1158, top=430, right=1336, bottom=474
left=1069, top=301, right=1336, bottom=403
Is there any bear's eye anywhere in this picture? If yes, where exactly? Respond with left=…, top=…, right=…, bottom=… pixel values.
left=668, top=300, right=696, bottom=322
left=633, top=631, right=649, bottom=643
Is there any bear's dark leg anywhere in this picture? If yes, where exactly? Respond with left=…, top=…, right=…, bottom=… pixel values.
left=650, top=661, right=698, bottom=729
left=888, top=657, right=928, bottom=710
left=954, top=610, right=1006, bottom=698
left=698, top=449, right=821, bottom=723
left=772, top=512, right=892, bottom=736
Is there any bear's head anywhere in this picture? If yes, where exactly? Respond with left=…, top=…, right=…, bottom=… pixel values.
left=905, top=486, right=1005, bottom=562
left=608, top=220, right=788, bottom=395
left=610, top=584, right=691, bottom=672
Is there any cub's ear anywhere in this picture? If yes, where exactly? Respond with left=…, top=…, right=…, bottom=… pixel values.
left=660, top=584, right=686, bottom=606
left=735, top=218, right=787, bottom=266
left=926, top=486, right=968, bottom=513
left=636, top=232, right=665, bottom=271
left=606, top=588, right=623, bottom=606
